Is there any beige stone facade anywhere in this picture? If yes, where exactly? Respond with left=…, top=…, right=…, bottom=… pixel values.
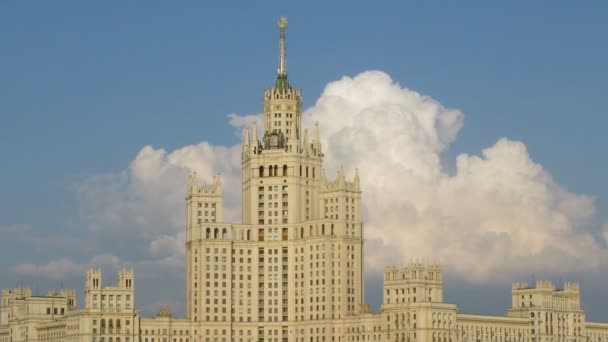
left=2, top=16, right=608, bottom=342
left=0, top=269, right=139, bottom=342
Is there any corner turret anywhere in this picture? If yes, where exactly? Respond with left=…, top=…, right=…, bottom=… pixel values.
left=186, top=173, right=223, bottom=236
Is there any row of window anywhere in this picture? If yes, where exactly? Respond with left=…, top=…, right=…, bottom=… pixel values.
left=92, top=337, right=130, bottom=342
left=46, top=307, right=65, bottom=315
left=258, top=165, right=316, bottom=178
left=142, top=338, right=186, bottom=342
left=272, top=120, right=293, bottom=127
left=93, top=318, right=130, bottom=327
left=197, top=210, right=215, bottom=217
left=92, top=294, right=131, bottom=301
left=272, top=112, right=294, bottom=118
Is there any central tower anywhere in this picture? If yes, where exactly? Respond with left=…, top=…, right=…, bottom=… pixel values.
left=261, top=16, right=303, bottom=148
left=242, top=16, right=322, bottom=226
left=186, top=17, right=364, bottom=342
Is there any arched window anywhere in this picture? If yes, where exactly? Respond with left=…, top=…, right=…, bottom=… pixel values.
left=101, top=319, right=106, bottom=328
left=313, top=167, right=315, bottom=178
left=322, top=224, right=325, bottom=235
left=274, top=165, right=278, bottom=177
left=283, top=165, right=287, bottom=176
left=246, top=230, right=250, bottom=240
left=300, top=165, right=302, bottom=176
left=259, top=166, right=264, bottom=178
left=206, top=228, right=210, bottom=239
left=214, top=228, right=219, bottom=239
left=269, top=165, right=273, bottom=176
left=309, top=226, right=313, bottom=236
left=306, top=166, right=309, bottom=178
left=222, top=228, right=227, bottom=240
left=330, top=225, right=334, bottom=235
left=300, top=228, right=304, bottom=238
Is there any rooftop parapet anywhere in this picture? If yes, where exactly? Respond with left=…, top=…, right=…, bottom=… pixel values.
left=384, top=259, right=442, bottom=281
left=1, top=288, right=32, bottom=299
left=321, top=167, right=360, bottom=191
left=188, top=173, right=222, bottom=196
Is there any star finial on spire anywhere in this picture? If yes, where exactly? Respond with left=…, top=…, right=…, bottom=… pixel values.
left=277, top=16, right=288, bottom=76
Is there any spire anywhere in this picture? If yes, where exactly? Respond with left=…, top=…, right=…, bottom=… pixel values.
left=289, top=120, right=296, bottom=152
left=337, top=165, right=345, bottom=184
left=213, top=174, right=222, bottom=192
left=188, top=172, right=197, bottom=195
left=313, top=121, right=321, bottom=154
left=242, top=126, right=250, bottom=159
left=243, top=126, right=250, bottom=147
left=252, top=119, right=258, bottom=153
left=274, top=17, right=291, bottom=94
left=277, top=16, right=288, bottom=77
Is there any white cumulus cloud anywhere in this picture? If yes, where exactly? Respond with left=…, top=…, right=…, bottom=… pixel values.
left=304, top=71, right=603, bottom=279
left=11, top=254, right=124, bottom=281
left=12, top=258, right=86, bottom=281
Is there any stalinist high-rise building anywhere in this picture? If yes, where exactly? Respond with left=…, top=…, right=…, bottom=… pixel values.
left=185, top=15, right=364, bottom=340
left=2, top=17, right=608, bottom=342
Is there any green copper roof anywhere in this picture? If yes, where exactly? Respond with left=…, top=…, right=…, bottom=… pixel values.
left=274, top=74, right=292, bottom=94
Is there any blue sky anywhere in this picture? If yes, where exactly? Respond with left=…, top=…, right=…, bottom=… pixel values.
left=1, top=1, right=608, bottom=319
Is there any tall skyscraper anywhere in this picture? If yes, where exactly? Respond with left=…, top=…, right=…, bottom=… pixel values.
left=185, top=16, right=364, bottom=342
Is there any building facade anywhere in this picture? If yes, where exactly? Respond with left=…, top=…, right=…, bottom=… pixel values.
left=0, top=269, right=139, bottom=342
left=2, top=17, right=608, bottom=342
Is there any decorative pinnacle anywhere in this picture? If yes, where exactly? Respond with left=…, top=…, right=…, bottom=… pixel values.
left=277, top=16, right=288, bottom=76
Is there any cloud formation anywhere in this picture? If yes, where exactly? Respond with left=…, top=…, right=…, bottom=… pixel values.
left=302, top=71, right=605, bottom=279
left=12, top=258, right=85, bottom=281
left=48, top=70, right=608, bottom=286
left=0, top=224, right=91, bottom=254
left=10, top=254, right=123, bottom=281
